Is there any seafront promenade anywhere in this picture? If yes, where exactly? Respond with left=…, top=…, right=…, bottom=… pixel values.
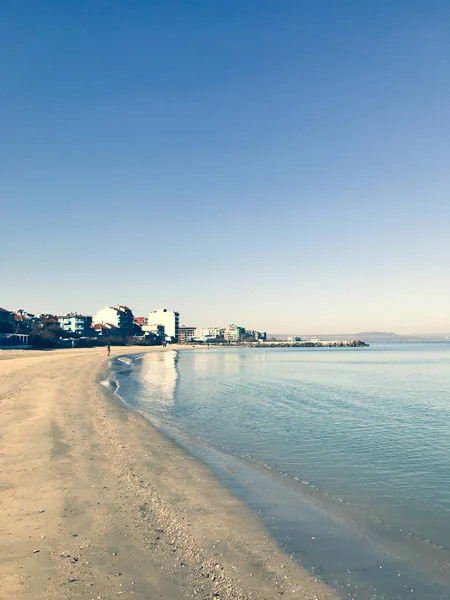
left=0, top=347, right=335, bottom=600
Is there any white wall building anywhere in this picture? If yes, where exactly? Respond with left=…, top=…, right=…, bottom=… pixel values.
left=194, top=328, right=223, bottom=342
left=246, top=329, right=267, bottom=341
left=142, top=324, right=165, bottom=338
left=147, top=309, right=179, bottom=340
left=224, top=325, right=246, bottom=342
left=93, top=305, right=134, bottom=336
left=58, top=313, right=93, bottom=335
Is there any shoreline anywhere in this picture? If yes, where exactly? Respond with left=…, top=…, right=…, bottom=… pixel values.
left=109, top=346, right=450, bottom=600
left=0, top=346, right=336, bottom=599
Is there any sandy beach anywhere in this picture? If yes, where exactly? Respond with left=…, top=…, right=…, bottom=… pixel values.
left=0, top=346, right=336, bottom=600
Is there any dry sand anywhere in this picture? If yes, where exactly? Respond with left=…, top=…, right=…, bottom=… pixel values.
left=0, top=346, right=336, bottom=600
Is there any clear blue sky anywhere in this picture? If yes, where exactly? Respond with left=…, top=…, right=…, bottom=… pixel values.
left=1, top=1, right=449, bottom=333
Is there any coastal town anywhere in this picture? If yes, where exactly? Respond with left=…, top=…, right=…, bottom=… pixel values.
left=0, top=304, right=368, bottom=349
left=0, top=304, right=267, bottom=348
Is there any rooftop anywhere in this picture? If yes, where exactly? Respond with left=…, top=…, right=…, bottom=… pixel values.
left=112, top=305, right=132, bottom=313
left=92, top=323, right=119, bottom=330
left=134, top=317, right=147, bottom=326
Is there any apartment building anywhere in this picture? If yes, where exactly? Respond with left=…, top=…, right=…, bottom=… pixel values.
left=147, top=309, right=179, bottom=341
left=193, top=327, right=223, bottom=342
left=178, top=326, right=196, bottom=343
left=93, top=305, right=134, bottom=336
left=224, top=325, right=246, bottom=342
left=58, top=313, right=93, bottom=336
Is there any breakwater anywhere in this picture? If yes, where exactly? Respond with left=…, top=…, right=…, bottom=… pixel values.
left=244, top=339, right=369, bottom=348
left=184, top=340, right=369, bottom=348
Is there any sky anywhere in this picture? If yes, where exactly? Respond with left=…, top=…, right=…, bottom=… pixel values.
left=1, top=0, right=449, bottom=334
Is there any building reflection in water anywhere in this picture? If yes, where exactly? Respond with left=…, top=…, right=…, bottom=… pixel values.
left=138, top=350, right=178, bottom=412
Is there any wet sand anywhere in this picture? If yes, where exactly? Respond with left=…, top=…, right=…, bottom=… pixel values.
left=0, top=346, right=336, bottom=600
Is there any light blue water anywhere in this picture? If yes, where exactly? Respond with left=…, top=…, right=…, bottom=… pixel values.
left=110, top=344, right=450, bottom=599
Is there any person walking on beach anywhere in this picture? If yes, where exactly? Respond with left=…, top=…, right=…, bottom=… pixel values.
left=107, top=344, right=111, bottom=357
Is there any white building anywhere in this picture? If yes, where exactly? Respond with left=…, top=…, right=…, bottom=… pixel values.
left=58, top=313, right=93, bottom=336
left=92, top=305, right=134, bottom=336
left=147, top=309, right=179, bottom=341
left=224, top=325, right=246, bottom=342
left=142, top=324, right=165, bottom=338
left=246, top=329, right=267, bottom=342
left=194, top=327, right=222, bottom=342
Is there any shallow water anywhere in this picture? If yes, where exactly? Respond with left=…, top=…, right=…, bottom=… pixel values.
left=110, top=344, right=450, bottom=599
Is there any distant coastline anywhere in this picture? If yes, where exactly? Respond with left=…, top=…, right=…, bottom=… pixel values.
left=270, top=331, right=450, bottom=343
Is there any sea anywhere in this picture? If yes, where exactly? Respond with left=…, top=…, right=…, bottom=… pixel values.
left=107, top=343, right=450, bottom=600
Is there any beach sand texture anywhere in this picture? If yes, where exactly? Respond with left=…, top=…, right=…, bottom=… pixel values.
left=0, top=347, right=336, bottom=600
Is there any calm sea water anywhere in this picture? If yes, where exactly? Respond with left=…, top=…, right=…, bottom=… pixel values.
left=110, top=344, right=450, bottom=599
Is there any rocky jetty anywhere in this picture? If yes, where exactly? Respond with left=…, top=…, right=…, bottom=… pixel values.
left=240, top=340, right=369, bottom=348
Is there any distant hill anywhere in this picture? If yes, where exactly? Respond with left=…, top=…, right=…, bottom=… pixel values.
left=270, top=332, right=450, bottom=343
